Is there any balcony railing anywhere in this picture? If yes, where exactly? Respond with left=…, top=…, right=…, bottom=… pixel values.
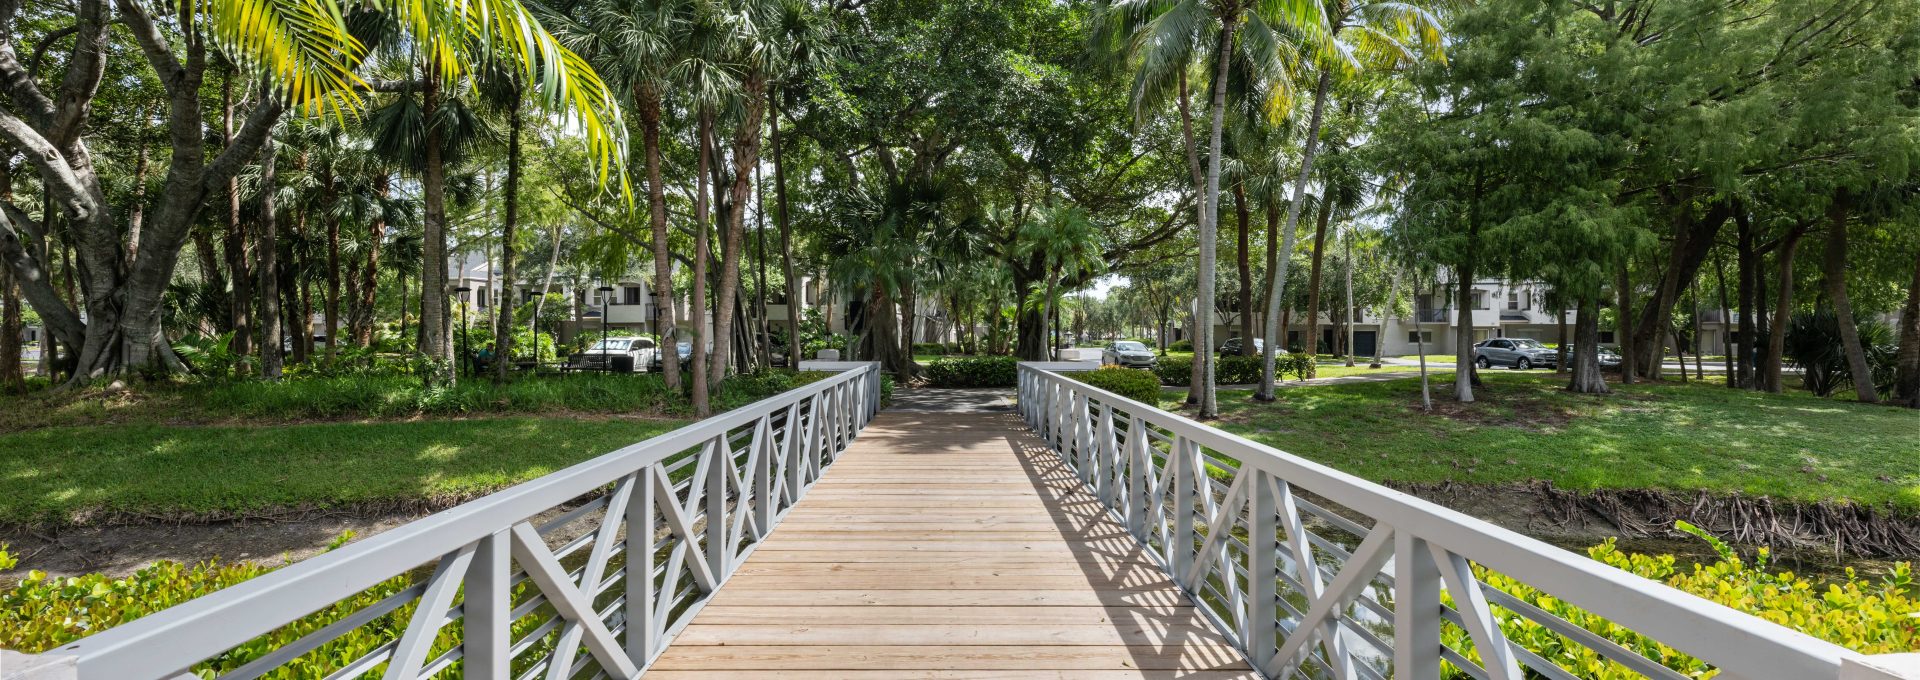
left=1017, top=364, right=1916, bottom=680
left=30, top=363, right=881, bottom=679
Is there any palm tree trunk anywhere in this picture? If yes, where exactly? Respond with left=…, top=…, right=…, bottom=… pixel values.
left=1196, top=14, right=1237, bottom=419
left=1175, top=70, right=1206, bottom=405
left=323, top=170, right=340, bottom=361
left=636, top=84, right=682, bottom=390
left=691, top=111, right=715, bottom=416
left=1251, top=73, right=1328, bottom=397
left=258, top=133, right=283, bottom=379
left=420, top=68, right=452, bottom=385
left=494, top=93, right=523, bottom=384
left=1302, top=194, right=1334, bottom=361
left=1234, top=182, right=1253, bottom=356
left=354, top=173, right=389, bottom=348
left=1824, top=195, right=1877, bottom=403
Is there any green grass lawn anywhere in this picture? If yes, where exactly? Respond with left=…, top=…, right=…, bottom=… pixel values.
left=1162, top=372, right=1920, bottom=513
left=0, top=417, right=686, bottom=525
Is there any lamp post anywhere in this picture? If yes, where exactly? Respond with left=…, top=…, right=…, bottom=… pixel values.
left=598, top=286, right=614, bottom=372
left=454, top=286, right=472, bottom=377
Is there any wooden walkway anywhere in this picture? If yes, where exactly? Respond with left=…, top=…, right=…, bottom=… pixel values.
left=647, top=405, right=1256, bottom=678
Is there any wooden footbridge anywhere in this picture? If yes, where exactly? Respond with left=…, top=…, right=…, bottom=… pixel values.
left=18, top=364, right=1913, bottom=680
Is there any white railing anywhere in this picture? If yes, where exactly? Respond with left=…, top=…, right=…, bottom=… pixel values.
left=1018, top=364, right=1917, bottom=680
left=30, top=363, right=880, bottom=680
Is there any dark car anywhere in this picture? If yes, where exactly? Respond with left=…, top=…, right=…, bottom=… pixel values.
left=1215, top=337, right=1265, bottom=355
left=1101, top=340, right=1157, bottom=368
left=649, top=341, right=695, bottom=372
left=1561, top=344, right=1623, bottom=369
left=1472, top=338, right=1557, bottom=370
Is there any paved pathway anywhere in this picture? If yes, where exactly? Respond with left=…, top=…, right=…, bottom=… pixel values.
left=647, top=390, right=1255, bottom=678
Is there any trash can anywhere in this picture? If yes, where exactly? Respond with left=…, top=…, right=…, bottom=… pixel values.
left=610, top=355, right=636, bottom=373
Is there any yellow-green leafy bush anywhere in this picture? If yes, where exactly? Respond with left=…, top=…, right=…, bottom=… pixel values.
left=1436, top=524, right=1917, bottom=678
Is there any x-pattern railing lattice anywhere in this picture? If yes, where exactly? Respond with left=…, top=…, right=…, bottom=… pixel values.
left=1018, top=364, right=1896, bottom=680
left=43, top=364, right=880, bottom=680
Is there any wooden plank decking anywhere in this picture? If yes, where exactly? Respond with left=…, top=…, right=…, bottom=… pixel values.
left=647, top=406, right=1256, bottom=679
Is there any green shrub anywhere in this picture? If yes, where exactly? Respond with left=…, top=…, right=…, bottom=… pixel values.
left=912, top=342, right=949, bottom=356
left=1154, top=355, right=1195, bottom=386
left=1277, top=352, right=1316, bottom=381
left=925, top=355, right=1019, bottom=388
left=1783, top=311, right=1898, bottom=398
left=1216, top=355, right=1264, bottom=385
left=1168, top=339, right=1194, bottom=353
left=1073, top=366, right=1162, bottom=404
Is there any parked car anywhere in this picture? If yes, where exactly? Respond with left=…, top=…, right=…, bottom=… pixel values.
left=1472, top=338, right=1557, bottom=370
left=574, top=336, right=658, bottom=372
left=649, top=341, right=695, bottom=372
left=1101, top=340, right=1158, bottom=368
left=1560, top=344, right=1623, bottom=369
left=1215, top=337, right=1265, bottom=355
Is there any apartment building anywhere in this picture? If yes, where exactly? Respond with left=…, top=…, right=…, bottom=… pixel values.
left=1211, top=279, right=1580, bottom=357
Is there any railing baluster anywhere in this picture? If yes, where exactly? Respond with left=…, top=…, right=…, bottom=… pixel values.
left=1095, top=402, right=1115, bottom=508
left=1393, top=531, right=1443, bottom=679
left=1246, top=470, right=1280, bottom=670
left=627, top=467, right=658, bottom=667
left=380, top=545, right=476, bottom=680
left=465, top=530, right=511, bottom=680
left=1170, top=436, right=1200, bottom=585
left=705, top=435, right=730, bottom=579
left=1126, top=416, right=1148, bottom=542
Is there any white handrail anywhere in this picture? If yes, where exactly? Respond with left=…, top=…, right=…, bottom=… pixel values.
left=1018, top=363, right=1906, bottom=680
left=43, top=363, right=881, bottom=680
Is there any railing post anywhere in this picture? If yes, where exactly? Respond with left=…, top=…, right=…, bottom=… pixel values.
left=627, top=467, right=658, bottom=667
left=1072, top=391, right=1093, bottom=479
left=465, top=530, right=510, bottom=680
left=1393, top=530, right=1443, bottom=679
left=1245, top=470, right=1279, bottom=670
left=1095, top=402, right=1115, bottom=507
left=1170, top=437, right=1199, bottom=587
left=752, top=417, right=775, bottom=536
left=705, top=436, right=729, bottom=580
left=1126, top=416, right=1148, bottom=542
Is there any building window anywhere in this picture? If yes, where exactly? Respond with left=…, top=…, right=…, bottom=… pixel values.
left=478, top=287, right=490, bottom=309
left=1507, top=291, right=1520, bottom=310
left=1470, top=290, right=1487, bottom=309
left=1407, top=330, right=1433, bottom=344
left=623, top=286, right=643, bottom=305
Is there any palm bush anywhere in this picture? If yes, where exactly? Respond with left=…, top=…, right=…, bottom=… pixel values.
left=1782, top=311, right=1896, bottom=398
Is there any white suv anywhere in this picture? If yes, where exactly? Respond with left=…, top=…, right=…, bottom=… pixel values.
left=575, top=337, right=659, bottom=372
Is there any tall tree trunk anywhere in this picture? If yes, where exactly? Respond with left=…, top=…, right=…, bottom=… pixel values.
left=1760, top=223, right=1811, bottom=392
left=1258, top=65, right=1332, bottom=399
left=354, top=173, right=389, bottom=348
left=1234, top=182, right=1253, bottom=355
left=712, top=73, right=767, bottom=385
left=0, top=265, right=17, bottom=391
left=1616, top=263, right=1635, bottom=384
left=257, top=134, right=282, bottom=379
left=1303, top=194, right=1332, bottom=361
left=636, top=84, right=682, bottom=389
left=1893, top=247, right=1920, bottom=408
left=223, top=71, right=252, bottom=360
left=323, top=169, right=340, bottom=361
left=1735, top=213, right=1757, bottom=388
left=771, top=86, right=802, bottom=368
left=1555, top=299, right=1569, bottom=374
left=1567, top=296, right=1609, bottom=393
left=493, top=93, right=522, bottom=385
left=1713, top=250, right=1734, bottom=380
left=691, top=111, right=715, bottom=416
left=1823, top=195, right=1877, bottom=403
left=1456, top=169, right=1484, bottom=402
left=419, top=68, right=451, bottom=385
left=1343, top=222, right=1355, bottom=367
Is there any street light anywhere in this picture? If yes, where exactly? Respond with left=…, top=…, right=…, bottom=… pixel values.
left=598, top=286, right=615, bottom=372
left=454, top=286, right=472, bottom=377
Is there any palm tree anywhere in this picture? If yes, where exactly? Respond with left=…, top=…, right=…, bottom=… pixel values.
left=1015, top=204, right=1107, bottom=360
left=547, top=0, right=689, bottom=391
left=1257, top=0, right=1448, bottom=401
left=1091, top=0, right=1333, bottom=418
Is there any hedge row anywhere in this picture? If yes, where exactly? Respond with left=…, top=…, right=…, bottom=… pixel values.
left=924, top=355, right=1019, bottom=387
left=1073, top=366, right=1163, bottom=403
left=1152, top=353, right=1315, bottom=386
